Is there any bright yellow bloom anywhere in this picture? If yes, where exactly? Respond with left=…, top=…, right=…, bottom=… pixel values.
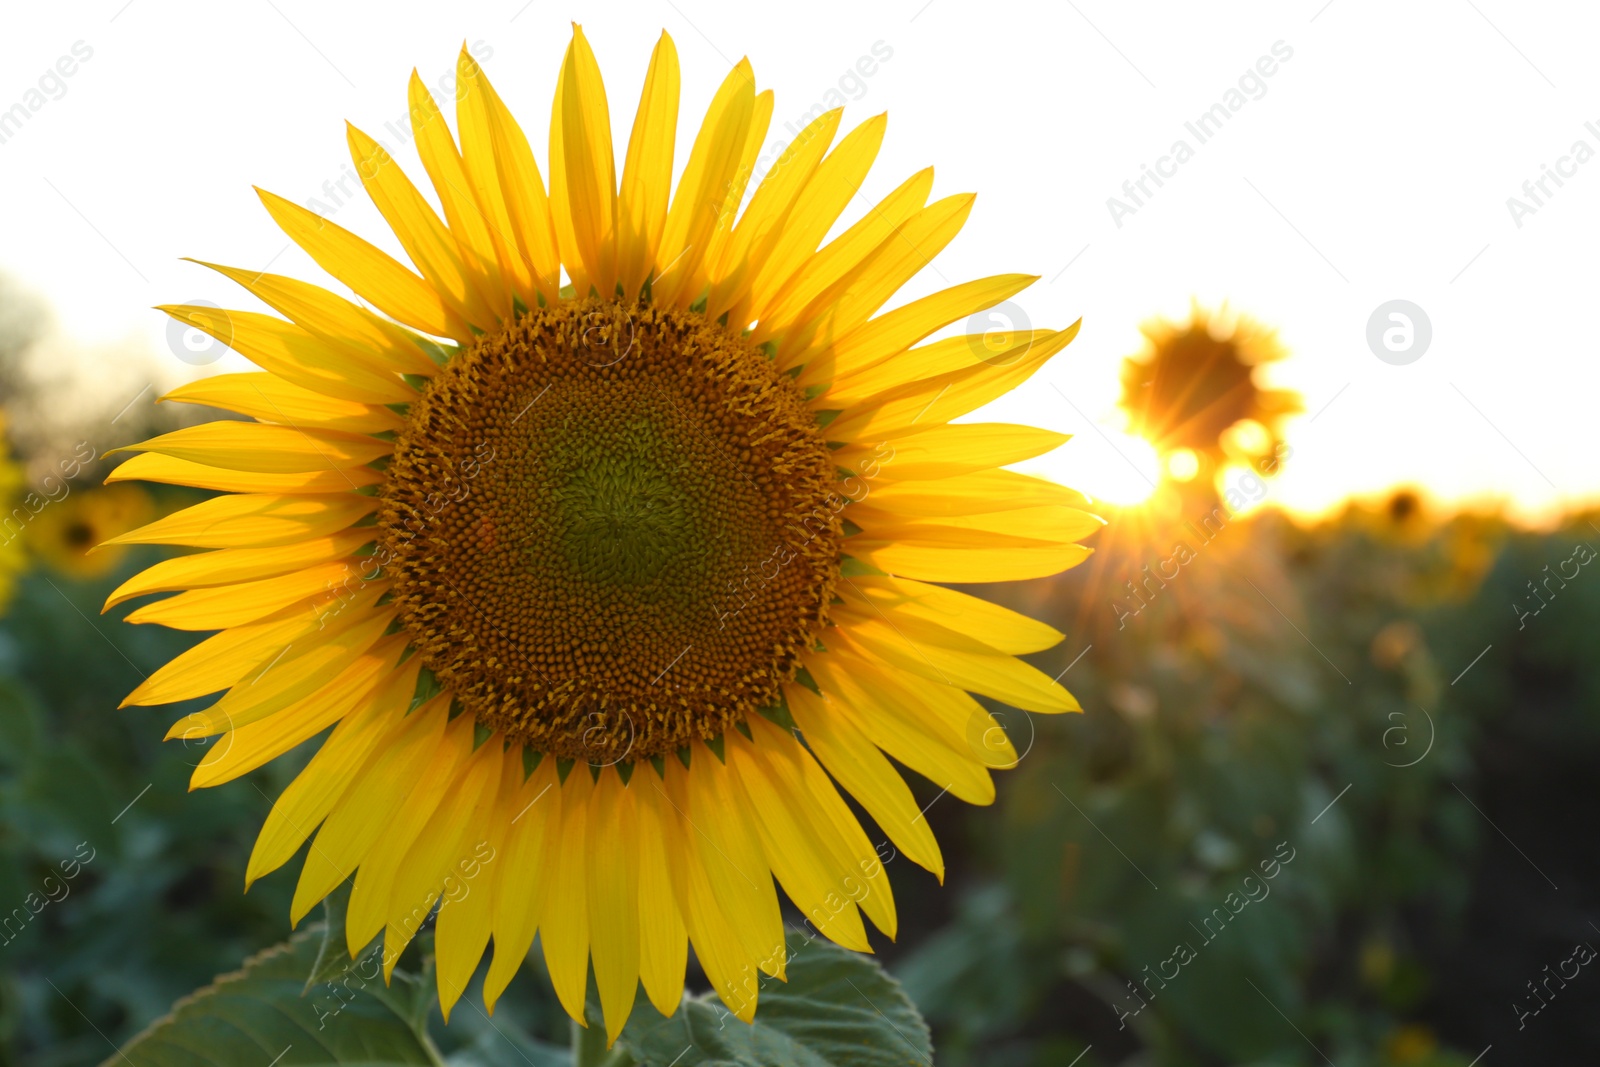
left=108, top=26, right=1097, bottom=1042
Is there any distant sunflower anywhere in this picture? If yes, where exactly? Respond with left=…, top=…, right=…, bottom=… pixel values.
left=0, top=420, right=25, bottom=607
left=106, top=27, right=1097, bottom=1040
left=29, top=482, right=152, bottom=579
left=1120, top=303, right=1300, bottom=481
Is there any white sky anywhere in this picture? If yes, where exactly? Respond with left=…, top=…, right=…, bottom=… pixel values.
left=0, top=0, right=1595, bottom=523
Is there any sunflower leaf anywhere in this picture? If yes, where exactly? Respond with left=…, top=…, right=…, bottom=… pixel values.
left=615, top=930, right=933, bottom=1067
left=104, top=917, right=439, bottom=1067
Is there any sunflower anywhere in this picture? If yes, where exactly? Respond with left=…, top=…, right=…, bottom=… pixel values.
left=1119, top=302, right=1301, bottom=487
left=0, top=419, right=26, bottom=608
left=28, top=482, right=152, bottom=580
left=106, top=27, right=1098, bottom=1041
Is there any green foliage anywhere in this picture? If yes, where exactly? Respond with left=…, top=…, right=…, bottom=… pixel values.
left=616, top=931, right=932, bottom=1067
left=0, top=544, right=305, bottom=1066
left=4, top=489, right=1597, bottom=1066
left=91, top=909, right=927, bottom=1067
left=893, top=504, right=1562, bottom=1065
left=106, top=922, right=438, bottom=1067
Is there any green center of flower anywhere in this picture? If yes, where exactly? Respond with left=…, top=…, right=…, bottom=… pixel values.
left=378, top=299, right=841, bottom=764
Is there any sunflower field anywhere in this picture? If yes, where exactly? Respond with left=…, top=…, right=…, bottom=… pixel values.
left=5, top=382, right=1599, bottom=1067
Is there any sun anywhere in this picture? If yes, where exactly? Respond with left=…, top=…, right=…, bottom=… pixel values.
left=105, top=26, right=1099, bottom=1042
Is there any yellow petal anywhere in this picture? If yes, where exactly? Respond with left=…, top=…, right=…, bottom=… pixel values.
left=105, top=453, right=383, bottom=496
left=453, top=48, right=533, bottom=307
left=725, top=725, right=871, bottom=952
left=656, top=759, right=763, bottom=1021
left=347, top=123, right=498, bottom=330
left=102, top=494, right=377, bottom=550
left=855, top=503, right=1104, bottom=547
left=409, top=69, right=511, bottom=323
left=832, top=609, right=1079, bottom=715
left=345, top=710, right=478, bottom=950
left=255, top=188, right=467, bottom=341
left=158, top=373, right=405, bottom=435
left=547, top=64, right=585, bottom=296
left=483, top=755, right=562, bottom=1012
left=752, top=167, right=932, bottom=346
left=555, top=25, right=618, bottom=294
left=839, top=469, right=1088, bottom=519
left=682, top=742, right=786, bottom=978
left=824, top=329, right=1060, bottom=406
left=806, top=645, right=995, bottom=805
left=746, top=113, right=888, bottom=320
left=166, top=607, right=394, bottom=738
left=191, top=261, right=442, bottom=379
left=190, top=637, right=408, bottom=790
left=436, top=745, right=519, bottom=1021
left=245, top=655, right=421, bottom=886
left=652, top=59, right=756, bottom=308
left=616, top=32, right=679, bottom=298
left=856, top=537, right=1091, bottom=583
left=385, top=728, right=505, bottom=981
left=796, top=274, right=1036, bottom=389
left=833, top=649, right=1020, bottom=773
left=635, top=773, right=688, bottom=1017
left=457, top=52, right=561, bottom=305
left=784, top=679, right=943, bottom=880
left=157, top=304, right=416, bottom=405
left=289, top=693, right=450, bottom=926
left=120, top=600, right=345, bottom=707
left=541, top=765, right=592, bottom=1023
left=125, top=560, right=361, bottom=631
left=836, top=422, right=1068, bottom=482
left=706, top=107, right=842, bottom=324
left=838, top=573, right=1063, bottom=655
left=780, top=193, right=975, bottom=362
left=111, top=423, right=390, bottom=475
left=104, top=529, right=372, bottom=611
left=693, top=88, right=774, bottom=310
left=824, top=321, right=1081, bottom=444
left=748, top=714, right=897, bottom=940
left=588, top=766, right=640, bottom=1045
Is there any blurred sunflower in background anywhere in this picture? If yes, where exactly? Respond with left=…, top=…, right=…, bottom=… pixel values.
left=27, top=482, right=152, bottom=580
left=1120, top=302, right=1301, bottom=504
left=0, top=417, right=27, bottom=610
left=105, top=25, right=1098, bottom=1041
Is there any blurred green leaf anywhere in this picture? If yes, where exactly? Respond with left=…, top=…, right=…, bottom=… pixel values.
left=105, top=922, right=438, bottom=1067
left=618, top=930, right=932, bottom=1067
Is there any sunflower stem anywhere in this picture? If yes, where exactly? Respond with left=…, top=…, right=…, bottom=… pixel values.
left=570, top=1018, right=633, bottom=1067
